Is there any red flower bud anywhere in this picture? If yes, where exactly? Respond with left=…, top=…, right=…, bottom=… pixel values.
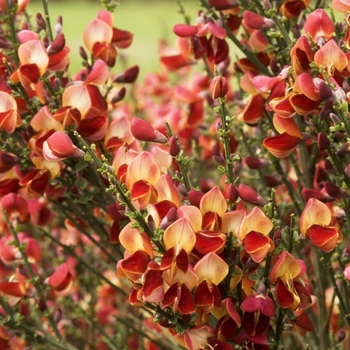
left=227, top=183, right=238, bottom=203
left=243, top=10, right=275, bottom=30
left=169, top=136, right=180, bottom=157
left=114, top=65, right=139, bottom=84
left=209, top=76, right=228, bottom=99
left=130, top=118, right=167, bottom=143
left=212, top=145, right=226, bottom=166
left=245, top=156, right=268, bottom=169
left=36, top=13, right=46, bottom=31
left=324, top=181, right=348, bottom=199
left=237, top=184, right=266, bottom=206
left=111, top=87, right=126, bottom=104
left=317, top=132, right=330, bottom=151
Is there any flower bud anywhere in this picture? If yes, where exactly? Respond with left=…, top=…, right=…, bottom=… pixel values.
left=111, top=87, right=126, bottom=104
left=324, top=159, right=336, bottom=174
left=245, top=156, right=268, bottom=169
left=114, top=65, right=140, bottom=84
left=317, top=132, right=330, bottom=151
left=273, top=229, right=281, bottom=247
left=36, top=13, right=46, bottom=31
left=237, top=184, right=266, bottom=206
left=212, top=144, right=226, bottom=166
left=79, top=46, right=88, bottom=61
left=169, top=136, right=180, bottom=157
left=209, top=76, right=228, bottom=99
left=227, top=183, right=238, bottom=203
left=336, top=329, right=346, bottom=343
left=318, top=80, right=333, bottom=100
left=324, top=181, right=348, bottom=198
left=130, top=118, right=167, bottom=143
left=243, top=10, right=275, bottom=30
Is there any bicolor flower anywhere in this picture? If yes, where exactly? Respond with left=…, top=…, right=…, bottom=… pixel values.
left=300, top=198, right=343, bottom=252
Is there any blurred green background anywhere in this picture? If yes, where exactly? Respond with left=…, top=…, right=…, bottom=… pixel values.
left=28, top=0, right=199, bottom=78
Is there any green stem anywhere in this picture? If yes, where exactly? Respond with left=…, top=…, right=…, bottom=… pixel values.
left=41, top=0, right=54, bottom=41
left=5, top=0, right=19, bottom=66
left=273, top=307, right=284, bottom=349
left=219, top=99, right=234, bottom=185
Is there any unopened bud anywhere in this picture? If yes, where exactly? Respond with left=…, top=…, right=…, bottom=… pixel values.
left=336, top=329, right=346, bottom=343
left=324, top=181, right=348, bottom=198
left=318, top=80, right=333, bottom=100
left=243, top=10, right=275, bottom=30
left=273, top=229, right=281, bottom=247
left=227, top=184, right=238, bottom=203
left=36, top=13, right=46, bottom=31
left=169, top=136, right=180, bottom=157
left=79, top=46, right=88, bottom=61
left=245, top=156, right=268, bottom=169
left=317, top=132, right=330, bottom=151
left=131, top=118, right=167, bottom=143
left=112, top=87, right=126, bottom=104
left=212, top=145, right=226, bottom=166
left=263, top=0, right=272, bottom=10
left=209, top=76, right=228, bottom=99
left=330, top=112, right=341, bottom=124
left=324, top=159, right=336, bottom=174
left=237, top=184, right=266, bottom=206
left=114, top=65, right=139, bottom=84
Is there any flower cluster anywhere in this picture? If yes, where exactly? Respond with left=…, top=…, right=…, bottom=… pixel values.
left=0, top=0, right=349, bottom=349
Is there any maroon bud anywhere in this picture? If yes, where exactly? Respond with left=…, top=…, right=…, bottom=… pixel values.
left=318, top=80, right=333, bottom=100
left=37, top=298, right=47, bottom=311
left=169, top=136, right=180, bottom=157
left=228, top=184, right=238, bottom=203
left=177, top=182, right=188, bottom=196
left=212, top=145, right=226, bottom=166
left=336, top=329, right=346, bottom=343
left=273, top=229, right=281, bottom=247
left=233, top=156, right=243, bottom=175
left=109, top=221, right=120, bottom=244
left=173, top=24, right=198, bottom=37
left=0, top=152, right=19, bottom=166
left=314, top=166, right=327, bottom=183
left=317, top=132, right=330, bottom=151
left=264, top=175, right=282, bottom=187
left=114, top=65, right=139, bottom=84
left=112, top=87, right=126, bottom=104
left=188, top=189, right=204, bottom=207
left=337, top=143, right=350, bottom=155
left=324, top=159, right=336, bottom=174
left=245, top=156, right=268, bottom=169
left=160, top=207, right=178, bottom=230
left=237, top=184, right=266, bottom=206
left=245, top=257, right=259, bottom=270
left=42, top=36, right=50, bottom=49
left=131, top=118, right=167, bottom=143
left=301, top=188, right=332, bottom=202
left=324, top=181, right=348, bottom=198
left=79, top=46, right=88, bottom=61
left=209, top=76, right=228, bottom=99
left=49, top=33, right=65, bottom=54
left=36, top=13, right=46, bottom=31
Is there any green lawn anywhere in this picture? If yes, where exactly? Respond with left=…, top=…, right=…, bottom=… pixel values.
left=27, top=0, right=199, bottom=79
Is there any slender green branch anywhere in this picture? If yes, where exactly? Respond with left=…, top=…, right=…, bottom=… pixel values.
left=41, top=0, right=54, bottom=41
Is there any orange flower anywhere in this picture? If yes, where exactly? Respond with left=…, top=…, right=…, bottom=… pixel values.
left=300, top=198, right=343, bottom=252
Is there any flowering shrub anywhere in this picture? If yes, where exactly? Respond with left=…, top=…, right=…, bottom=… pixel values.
left=0, top=0, right=350, bottom=349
